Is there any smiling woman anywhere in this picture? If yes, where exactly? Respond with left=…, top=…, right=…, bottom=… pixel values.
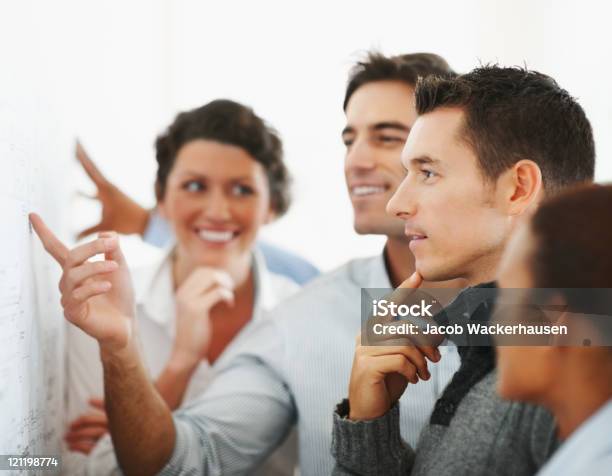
left=154, top=100, right=290, bottom=289
left=152, top=100, right=292, bottom=363
left=64, top=100, right=300, bottom=475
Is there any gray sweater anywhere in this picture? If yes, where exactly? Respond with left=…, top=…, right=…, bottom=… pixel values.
left=332, top=285, right=559, bottom=476
left=331, top=370, right=558, bottom=476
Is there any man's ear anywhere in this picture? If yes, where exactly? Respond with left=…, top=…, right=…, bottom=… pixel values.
left=498, top=160, right=543, bottom=216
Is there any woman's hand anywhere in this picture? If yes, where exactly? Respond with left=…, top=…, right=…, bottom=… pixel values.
left=65, top=398, right=108, bottom=454
left=171, top=267, right=234, bottom=367
left=154, top=268, right=234, bottom=410
left=29, top=214, right=136, bottom=352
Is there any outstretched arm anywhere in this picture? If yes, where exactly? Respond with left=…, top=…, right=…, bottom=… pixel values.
left=75, top=142, right=150, bottom=239
left=101, top=340, right=176, bottom=474
left=30, top=214, right=176, bottom=475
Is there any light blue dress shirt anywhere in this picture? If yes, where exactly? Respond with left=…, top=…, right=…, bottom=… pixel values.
left=79, top=247, right=300, bottom=476
left=144, top=209, right=320, bottom=285
left=537, top=399, right=612, bottom=476
left=158, top=255, right=461, bottom=476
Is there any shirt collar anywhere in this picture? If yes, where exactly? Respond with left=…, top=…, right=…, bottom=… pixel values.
left=137, top=245, right=176, bottom=328
left=434, top=282, right=498, bottom=326
left=359, top=252, right=393, bottom=289
left=539, top=399, right=612, bottom=475
left=250, top=247, right=277, bottom=321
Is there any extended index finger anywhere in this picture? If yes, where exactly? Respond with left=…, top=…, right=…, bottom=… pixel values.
left=75, top=140, right=108, bottom=186
left=29, top=213, right=68, bottom=265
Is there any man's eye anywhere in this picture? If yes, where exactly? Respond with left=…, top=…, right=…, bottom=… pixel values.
left=377, top=135, right=404, bottom=144
left=342, top=138, right=354, bottom=147
left=232, top=184, right=254, bottom=196
left=421, top=169, right=437, bottom=180
left=183, top=180, right=204, bottom=192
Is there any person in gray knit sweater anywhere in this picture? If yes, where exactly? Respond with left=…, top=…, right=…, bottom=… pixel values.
left=332, top=285, right=559, bottom=475
left=332, top=65, right=596, bottom=475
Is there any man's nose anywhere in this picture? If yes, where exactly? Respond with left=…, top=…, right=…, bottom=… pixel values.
left=345, top=139, right=376, bottom=171
left=386, top=176, right=416, bottom=219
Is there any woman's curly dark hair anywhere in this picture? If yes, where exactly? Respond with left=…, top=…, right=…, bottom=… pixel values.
left=155, top=99, right=291, bottom=216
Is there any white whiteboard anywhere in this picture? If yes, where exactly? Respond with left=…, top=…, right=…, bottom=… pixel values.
left=0, top=3, right=72, bottom=472
left=0, top=96, right=71, bottom=475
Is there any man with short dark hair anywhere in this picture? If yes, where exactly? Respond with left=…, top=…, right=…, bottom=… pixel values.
left=31, top=52, right=462, bottom=476
left=332, top=66, right=595, bottom=475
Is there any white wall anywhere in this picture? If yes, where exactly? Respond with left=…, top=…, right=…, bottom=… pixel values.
left=473, top=0, right=612, bottom=181
left=163, top=0, right=488, bottom=270
left=5, top=0, right=610, bottom=271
